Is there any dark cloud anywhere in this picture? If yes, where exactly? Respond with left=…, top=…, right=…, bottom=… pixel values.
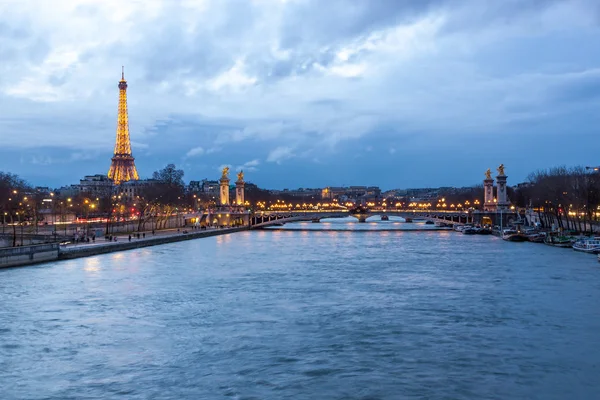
left=1, top=0, right=600, bottom=189
left=279, top=0, right=443, bottom=48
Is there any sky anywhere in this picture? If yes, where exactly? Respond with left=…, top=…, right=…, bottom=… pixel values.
left=1, top=0, right=599, bottom=190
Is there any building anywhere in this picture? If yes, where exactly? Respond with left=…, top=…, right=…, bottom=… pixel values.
left=188, top=181, right=202, bottom=192
left=272, top=188, right=322, bottom=198
left=55, top=185, right=80, bottom=198
left=321, top=186, right=381, bottom=201
left=79, top=174, right=114, bottom=198
left=120, top=179, right=161, bottom=201
left=38, top=209, right=77, bottom=224
left=321, top=187, right=346, bottom=199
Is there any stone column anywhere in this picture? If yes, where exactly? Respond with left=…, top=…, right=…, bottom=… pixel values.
left=483, top=177, right=496, bottom=212
left=220, top=177, right=230, bottom=206
left=235, top=179, right=245, bottom=206
left=496, top=173, right=509, bottom=210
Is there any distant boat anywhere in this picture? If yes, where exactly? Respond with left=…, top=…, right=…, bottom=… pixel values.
left=462, top=227, right=478, bottom=235
left=425, top=220, right=434, bottom=225
left=381, top=215, right=389, bottom=221
left=572, top=237, right=600, bottom=253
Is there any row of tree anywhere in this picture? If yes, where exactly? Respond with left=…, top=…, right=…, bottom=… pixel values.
left=516, top=166, right=600, bottom=232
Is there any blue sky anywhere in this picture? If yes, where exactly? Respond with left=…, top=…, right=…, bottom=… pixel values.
left=1, top=0, right=599, bottom=190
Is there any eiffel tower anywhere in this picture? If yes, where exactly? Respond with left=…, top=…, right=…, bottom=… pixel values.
left=108, top=67, right=139, bottom=185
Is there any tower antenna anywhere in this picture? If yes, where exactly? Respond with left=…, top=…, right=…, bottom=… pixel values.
left=122, top=66, right=124, bottom=80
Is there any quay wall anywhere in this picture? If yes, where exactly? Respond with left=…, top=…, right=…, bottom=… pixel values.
left=0, top=243, right=60, bottom=268
left=58, top=227, right=249, bottom=260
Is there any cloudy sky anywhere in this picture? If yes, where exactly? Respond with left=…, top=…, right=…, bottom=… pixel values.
left=1, top=0, right=599, bottom=190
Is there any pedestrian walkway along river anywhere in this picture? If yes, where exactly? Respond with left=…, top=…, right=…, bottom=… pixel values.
left=1, top=221, right=599, bottom=399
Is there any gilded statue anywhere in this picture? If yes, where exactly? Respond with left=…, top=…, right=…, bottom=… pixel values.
left=237, top=170, right=244, bottom=181
left=221, top=166, right=230, bottom=179
left=485, top=168, right=492, bottom=179
left=497, top=164, right=505, bottom=176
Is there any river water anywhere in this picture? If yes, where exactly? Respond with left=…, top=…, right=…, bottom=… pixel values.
left=1, top=219, right=600, bottom=399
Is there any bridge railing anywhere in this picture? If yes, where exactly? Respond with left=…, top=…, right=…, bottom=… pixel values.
left=258, top=209, right=468, bottom=215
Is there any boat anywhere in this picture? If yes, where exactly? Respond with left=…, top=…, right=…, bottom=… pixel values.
left=425, top=220, right=434, bottom=225
left=462, top=227, right=478, bottom=235
left=527, top=232, right=546, bottom=243
left=477, top=227, right=492, bottom=235
left=380, top=215, right=389, bottom=221
left=544, top=233, right=574, bottom=248
left=455, top=224, right=470, bottom=232
left=502, top=228, right=529, bottom=242
left=572, top=237, right=600, bottom=253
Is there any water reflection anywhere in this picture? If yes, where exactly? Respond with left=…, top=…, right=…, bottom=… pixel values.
left=1, top=229, right=599, bottom=399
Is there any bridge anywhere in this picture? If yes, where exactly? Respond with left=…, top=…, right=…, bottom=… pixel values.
left=250, top=209, right=472, bottom=228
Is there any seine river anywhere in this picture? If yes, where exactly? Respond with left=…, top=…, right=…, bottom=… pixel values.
left=1, top=218, right=600, bottom=399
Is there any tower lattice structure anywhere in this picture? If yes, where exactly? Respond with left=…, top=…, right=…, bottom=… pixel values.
left=108, top=67, right=139, bottom=185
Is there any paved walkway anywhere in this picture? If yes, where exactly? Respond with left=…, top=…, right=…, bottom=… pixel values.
left=59, top=227, right=228, bottom=252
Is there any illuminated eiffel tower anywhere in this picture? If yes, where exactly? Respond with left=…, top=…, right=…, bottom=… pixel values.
left=108, top=67, right=139, bottom=185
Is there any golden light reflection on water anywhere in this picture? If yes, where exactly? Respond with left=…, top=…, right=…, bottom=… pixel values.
left=216, top=234, right=233, bottom=245
left=83, top=257, right=101, bottom=273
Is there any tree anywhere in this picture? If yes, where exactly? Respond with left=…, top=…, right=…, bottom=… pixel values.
left=0, top=172, right=32, bottom=246
left=152, top=164, right=184, bottom=187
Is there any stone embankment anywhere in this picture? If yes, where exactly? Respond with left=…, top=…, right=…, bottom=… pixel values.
left=0, top=243, right=60, bottom=268
left=0, top=227, right=248, bottom=268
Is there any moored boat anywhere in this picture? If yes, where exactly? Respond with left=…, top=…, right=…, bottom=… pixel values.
left=544, top=233, right=574, bottom=248
left=477, top=226, right=492, bottom=235
left=572, top=237, right=600, bottom=253
left=502, top=229, right=529, bottom=242
left=527, top=232, right=546, bottom=243
left=455, top=224, right=470, bottom=232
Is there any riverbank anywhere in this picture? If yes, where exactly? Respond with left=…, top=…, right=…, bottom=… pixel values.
left=0, top=226, right=249, bottom=268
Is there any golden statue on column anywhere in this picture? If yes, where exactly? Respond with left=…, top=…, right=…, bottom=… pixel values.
left=221, top=166, right=230, bottom=179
